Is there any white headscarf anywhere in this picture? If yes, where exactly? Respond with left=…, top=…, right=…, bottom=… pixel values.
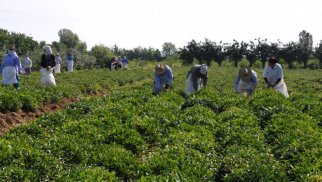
left=43, top=45, right=53, bottom=55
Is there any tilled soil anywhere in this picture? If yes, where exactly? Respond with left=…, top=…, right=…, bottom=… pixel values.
left=0, top=97, right=81, bottom=136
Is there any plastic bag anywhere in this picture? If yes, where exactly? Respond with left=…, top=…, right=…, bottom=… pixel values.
left=274, top=80, right=289, bottom=98
left=40, top=68, right=56, bottom=86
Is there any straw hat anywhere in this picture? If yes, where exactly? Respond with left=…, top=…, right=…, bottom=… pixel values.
left=155, top=64, right=167, bottom=75
left=239, top=67, right=252, bottom=80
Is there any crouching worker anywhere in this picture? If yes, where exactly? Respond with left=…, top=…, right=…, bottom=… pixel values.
left=234, top=67, right=258, bottom=97
left=153, top=64, right=173, bottom=95
left=40, top=45, right=56, bottom=86
left=263, top=57, right=289, bottom=98
left=185, top=64, right=208, bottom=95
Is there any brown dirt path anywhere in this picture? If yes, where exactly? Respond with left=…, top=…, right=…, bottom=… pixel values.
left=0, top=90, right=106, bottom=136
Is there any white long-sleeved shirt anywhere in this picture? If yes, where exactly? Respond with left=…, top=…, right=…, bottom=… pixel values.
left=263, top=63, right=283, bottom=84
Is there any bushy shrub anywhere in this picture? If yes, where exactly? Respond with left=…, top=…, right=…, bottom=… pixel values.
left=307, top=59, right=319, bottom=70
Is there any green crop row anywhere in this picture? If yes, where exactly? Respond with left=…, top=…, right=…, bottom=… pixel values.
left=0, top=67, right=149, bottom=112
left=0, top=62, right=321, bottom=181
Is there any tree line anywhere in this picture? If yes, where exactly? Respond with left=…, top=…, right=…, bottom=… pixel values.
left=0, top=28, right=321, bottom=70
left=0, top=28, right=169, bottom=70
left=179, top=30, right=322, bottom=69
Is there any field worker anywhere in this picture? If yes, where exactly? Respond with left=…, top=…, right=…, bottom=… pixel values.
left=0, top=44, right=23, bottom=89
left=122, top=56, right=129, bottom=70
left=40, top=45, right=56, bottom=86
left=23, top=53, right=32, bottom=74
left=234, top=67, right=258, bottom=97
left=116, top=56, right=123, bottom=70
left=153, top=64, right=173, bottom=95
left=54, top=53, right=62, bottom=73
left=185, top=64, right=208, bottom=95
left=66, top=53, right=74, bottom=72
left=263, top=57, right=289, bottom=98
left=110, top=57, right=117, bottom=70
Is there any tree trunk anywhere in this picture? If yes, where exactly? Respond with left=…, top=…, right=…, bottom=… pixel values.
left=234, top=60, right=238, bottom=67
left=303, top=59, right=308, bottom=69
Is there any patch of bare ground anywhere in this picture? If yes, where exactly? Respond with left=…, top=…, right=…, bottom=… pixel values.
left=0, top=90, right=106, bottom=136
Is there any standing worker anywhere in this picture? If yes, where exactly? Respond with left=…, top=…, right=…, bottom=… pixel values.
left=263, top=57, right=289, bottom=98
left=0, top=44, right=23, bottom=89
left=122, top=56, right=129, bottom=70
left=40, top=45, right=56, bottom=86
left=66, top=53, right=74, bottom=72
left=185, top=64, right=208, bottom=95
left=54, top=53, right=62, bottom=73
left=153, top=64, right=173, bottom=95
left=23, top=53, right=32, bottom=75
left=234, top=67, right=258, bottom=96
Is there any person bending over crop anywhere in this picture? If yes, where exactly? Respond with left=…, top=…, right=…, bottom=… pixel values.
left=0, top=44, right=23, bottom=89
left=185, top=64, right=208, bottom=95
left=234, top=67, right=258, bottom=97
left=153, top=64, right=173, bottom=95
left=263, top=57, right=289, bottom=98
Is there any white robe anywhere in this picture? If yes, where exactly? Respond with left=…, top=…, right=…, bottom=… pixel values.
left=54, top=64, right=61, bottom=73
left=67, top=61, right=74, bottom=72
left=185, top=73, right=201, bottom=95
left=2, top=66, right=18, bottom=84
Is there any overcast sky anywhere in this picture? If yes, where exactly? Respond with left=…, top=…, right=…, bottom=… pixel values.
left=1, top=0, right=321, bottom=50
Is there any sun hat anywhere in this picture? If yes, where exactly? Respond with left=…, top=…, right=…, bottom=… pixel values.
left=239, top=67, right=252, bottom=80
left=199, top=64, right=208, bottom=75
left=155, top=64, right=167, bottom=75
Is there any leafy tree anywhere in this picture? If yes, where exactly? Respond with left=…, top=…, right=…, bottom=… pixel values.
left=179, top=40, right=200, bottom=65
left=314, top=41, right=322, bottom=69
left=225, top=40, right=247, bottom=67
left=178, top=46, right=193, bottom=65
left=76, top=41, right=87, bottom=53
left=112, top=44, right=121, bottom=56
left=245, top=41, right=257, bottom=67
left=51, top=41, right=67, bottom=53
left=255, top=38, right=271, bottom=68
left=280, top=42, right=298, bottom=69
left=298, top=30, right=313, bottom=68
left=58, top=29, right=80, bottom=48
left=213, top=42, right=225, bottom=66
left=90, top=45, right=114, bottom=68
left=0, top=28, right=10, bottom=51
left=0, top=31, right=38, bottom=56
left=162, top=42, right=177, bottom=57
left=200, top=39, right=215, bottom=66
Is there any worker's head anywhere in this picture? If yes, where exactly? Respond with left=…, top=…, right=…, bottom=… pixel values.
left=199, top=64, right=208, bottom=75
left=155, top=64, right=167, bottom=75
left=43, top=45, right=53, bottom=55
left=239, top=67, right=252, bottom=80
left=268, top=57, right=278, bottom=68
